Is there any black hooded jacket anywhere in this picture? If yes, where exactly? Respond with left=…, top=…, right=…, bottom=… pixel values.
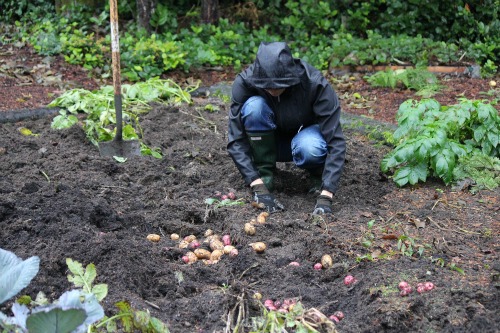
left=227, top=42, right=346, bottom=193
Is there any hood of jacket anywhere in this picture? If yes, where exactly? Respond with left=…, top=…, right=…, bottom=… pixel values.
left=247, top=42, right=301, bottom=89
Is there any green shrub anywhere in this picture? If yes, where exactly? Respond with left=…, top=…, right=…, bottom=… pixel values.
left=381, top=98, right=500, bottom=188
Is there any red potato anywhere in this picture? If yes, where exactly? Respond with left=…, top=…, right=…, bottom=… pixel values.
left=329, top=315, right=340, bottom=323
left=289, top=261, right=300, bottom=266
left=227, top=192, right=236, bottom=200
left=333, top=311, right=344, bottom=320
left=400, top=289, right=410, bottom=297
left=417, top=285, right=426, bottom=294
left=313, top=263, right=323, bottom=270
left=221, top=195, right=228, bottom=200
left=398, top=281, right=409, bottom=290
left=222, top=234, right=231, bottom=246
left=344, top=275, right=357, bottom=286
left=188, top=240, right=200, bottom=249
left=264, top=299, right=275, bottom=310
left=424, top=282, right=435, bottom=291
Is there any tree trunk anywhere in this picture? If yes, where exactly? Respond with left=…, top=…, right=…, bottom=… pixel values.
left=201, top=0, right=219, bottom=24
left=136, top=0, right=156, bottom=32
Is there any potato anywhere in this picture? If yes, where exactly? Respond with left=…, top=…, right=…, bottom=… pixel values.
left=183, top=234, right=197, bottom=243
left=210, top=249, right=224, bottom=261
left=244, top=223, right=256, bottom=236
left=210, top=239, right=224, bottom=251
left=194, top=248, right=211, bottom=259
left=178, top=240, right=189, bottom=249
left=321, top=254, right=333, bottom=269
left=170, top=233, right=180, bottom=241
left=256, top=212, right=269, bottom=224
left=249, top=242, right=266, bottom=253
left=146, top=234, right=161, bottom=242
left=223, top=245, right=235, bottom=254
left=229, top=248, right=239, bottom=257
left=204, top=229, right=214, bottom=237
left=204, top=234, right=220, bottom=244
left=183, top=251, right=198, bottom=264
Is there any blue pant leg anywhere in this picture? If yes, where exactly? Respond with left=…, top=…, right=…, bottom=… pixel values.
left=291, top=125, right=327, bottom=169
left=241, top=96, right=277, bottom=132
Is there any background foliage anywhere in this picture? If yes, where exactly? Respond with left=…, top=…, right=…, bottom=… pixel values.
left=0, top=0, right=498, bottom=79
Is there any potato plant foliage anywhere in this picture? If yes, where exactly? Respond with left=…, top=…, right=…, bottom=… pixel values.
left=381, top=98, right=500, bottom=188
left=49, top=77, right=195, bottom=158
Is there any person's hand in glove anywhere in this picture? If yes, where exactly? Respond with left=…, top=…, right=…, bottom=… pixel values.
left=251, top=183, right=285, bottom=213
left=312, top=193, right=333, bottom=215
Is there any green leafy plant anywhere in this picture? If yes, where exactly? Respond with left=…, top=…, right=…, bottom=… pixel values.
left=381, top=98, right=500, bottom=188
left=66, top=258, right=169, bottom=332
left=0, top=248, right=40, bottom=305
left=396, top=235, right=426, bottom=257
left=0, top=248, right=104, bottom=333
left=361, top=219, right=375, bottom=248
left=66, top=258, right=108, bottom=302
left=365, top=67, right=442, bottom=97
left=49, top=77, right=195, bottom=157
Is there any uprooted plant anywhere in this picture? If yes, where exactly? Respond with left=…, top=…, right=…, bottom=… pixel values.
left=49, top=77, right=197, bottom=158
left=249, top=301, right=338, bottom=333
left=365, top=67, right=443, bottom=97
left=381, top=98, right=500, bottom=189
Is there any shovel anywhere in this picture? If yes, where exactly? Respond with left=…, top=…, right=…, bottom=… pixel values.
left=99, top=0, right=141, bottom=158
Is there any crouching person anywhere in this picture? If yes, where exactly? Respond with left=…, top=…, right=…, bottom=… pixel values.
left=227, top=41, right=346, bottom=215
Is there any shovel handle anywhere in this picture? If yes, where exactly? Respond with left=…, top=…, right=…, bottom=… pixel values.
left=110, top=0, right=123, bottom=140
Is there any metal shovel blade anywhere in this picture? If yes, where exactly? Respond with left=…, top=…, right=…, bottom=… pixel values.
left=99, top=95, right=141, bottom=158
left=99, top=137, right=141, bottom=158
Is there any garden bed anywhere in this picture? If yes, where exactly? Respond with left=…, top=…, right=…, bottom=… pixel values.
left=0, top=44, right=499, bottom=332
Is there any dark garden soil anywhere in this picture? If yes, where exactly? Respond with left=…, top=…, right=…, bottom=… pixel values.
left=0, top=43, right=499, bottom=333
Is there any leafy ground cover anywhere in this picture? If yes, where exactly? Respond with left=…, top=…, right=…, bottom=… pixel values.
left=0, top=44, right=499, bottom=332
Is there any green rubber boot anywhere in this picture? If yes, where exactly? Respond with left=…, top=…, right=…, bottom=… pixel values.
left=248, top=131, right=277, bottom=192
left=307, top=166, right=323, bottom=194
